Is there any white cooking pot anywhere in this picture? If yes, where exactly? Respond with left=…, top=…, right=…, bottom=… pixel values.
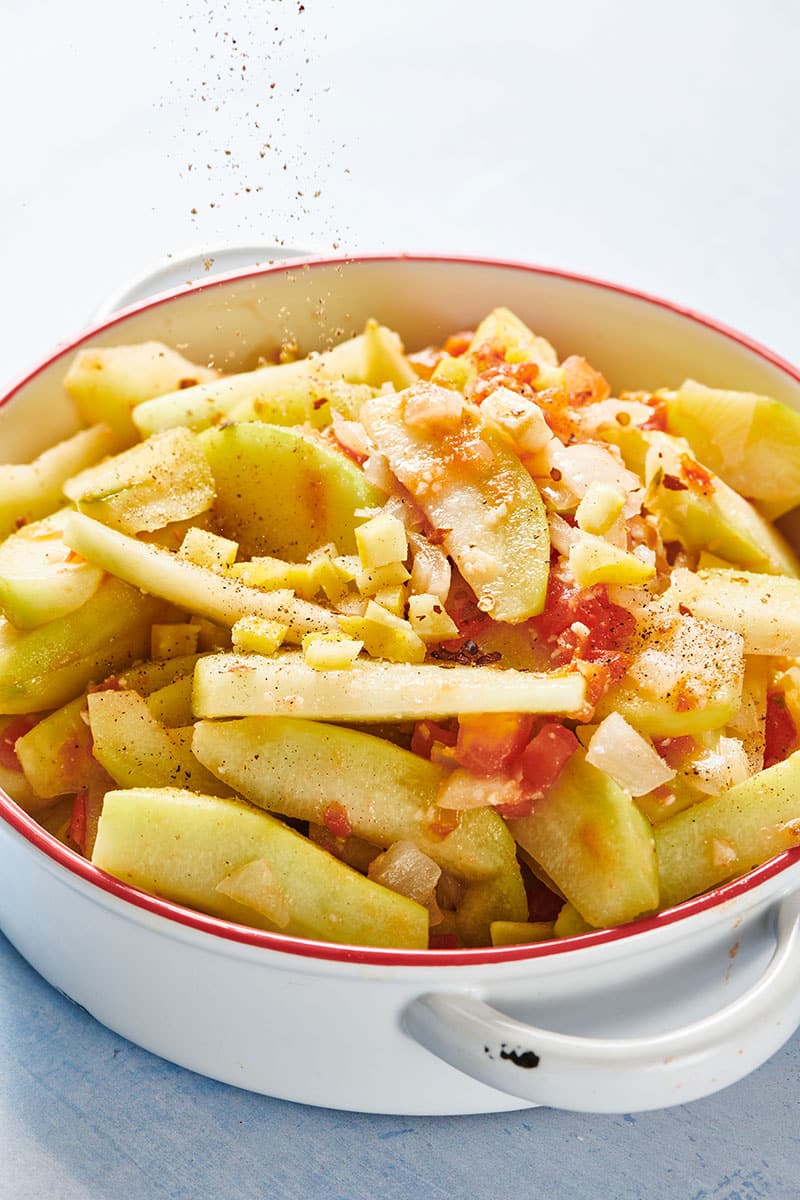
left=1, top=254, right=799, bottom=1116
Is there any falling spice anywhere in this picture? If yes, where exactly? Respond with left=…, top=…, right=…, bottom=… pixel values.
left=166, top=0, right=351, bottom=260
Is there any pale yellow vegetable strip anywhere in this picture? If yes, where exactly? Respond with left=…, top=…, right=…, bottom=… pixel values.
left=192, top=716, right=518, bottom=880
left=192, top=651, right=586, bottom=721
left=656, top=750, right=800, bottom=909
left=0, top=425, right=117, bottom=539
left=92, top=787, right=429, bottom=949
left=88, top=690, right=228, bottom=796
left=663, top=568, right=800, bottom=655
left=132, top=330, right=374, bottom=437
left=62, top=512, right=337, bottom=639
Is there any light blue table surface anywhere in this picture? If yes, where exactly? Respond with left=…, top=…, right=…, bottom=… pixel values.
left=2, top=930, right=798, bottom=1200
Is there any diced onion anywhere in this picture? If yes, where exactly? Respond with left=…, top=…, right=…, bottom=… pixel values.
left=408, top=531, right=451, bottom=602
left=548, top=442, right=644, bottom=519
left=686, top=736, right=750, bottom=796
left=548, top=513, right=580, bottom=556
left=331, top=412, right=373, bottom=459
left=362, top=452, right=397, bottom=494
left=215, top=859, right=291, bottom=928
left=368, top=840, right=442, bottom=922
left=573, top=397, right=654, bottom=436
left=437, top=767, right=524, bottom=810
left=585, top=712, right=675, bottom=797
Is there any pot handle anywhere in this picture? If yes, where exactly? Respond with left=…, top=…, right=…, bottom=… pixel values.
left=91, top=244, right=313, bottom=320
left=404, top=890, right=800, bottom=1113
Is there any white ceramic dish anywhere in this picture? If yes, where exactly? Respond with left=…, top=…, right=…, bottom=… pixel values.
left=1, top=254, right=800, bottom=1116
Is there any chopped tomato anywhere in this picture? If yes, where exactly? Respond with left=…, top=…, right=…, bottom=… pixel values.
left=641, top=398, right=668, bottom=431
left=495, top=794, right=536, bottom=819
left=428, top=932, right=459, bottom=949
left=523, top=871, right=565, bottom=923
left=88, top=675, right=122, bottom=693
left=0, top=715, right=40, bottom=772
left=471, top=360, right=539, bottom=405
left=407, top=345, right=445, bottom=379
left=521, top=723, right=578, bottom=794
left=764, top=691, right=798, bottom=770
left=653, top=735, right=697, bottom=769
left=470, top=337, right=507, bottom=372
left=561, top=356, right=610, bottom=405
left=531, top=574, right=636, bottom=669
left=443, top=331, right=474, bottom=358
left=445, top=583, right=493, bottom=644
left=322, top=801, right=352, bottom=839
left=411, top=720, right=457, bottom=760
left=68, top=791, right=88, bottom=854
left=455, top=713, right=534, bottom=776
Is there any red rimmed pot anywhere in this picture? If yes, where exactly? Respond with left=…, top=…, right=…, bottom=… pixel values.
left=2, top=254, right=800, bottom=1115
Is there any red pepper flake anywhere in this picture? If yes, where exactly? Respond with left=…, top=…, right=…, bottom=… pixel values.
left=764, top=691, right=798, bottom=769
left=0, top=715, right=40, bottom=772
left=312, top=395, right=329, bottom=410
left=641, top=399, right=668, bottom=431
left=428, top=807, right=461, bottom=840
left=680, top=454, right=715, bottom=497
left=661, top=473, right=688, bottom=492
left=322, top=801, right=352, bottom=839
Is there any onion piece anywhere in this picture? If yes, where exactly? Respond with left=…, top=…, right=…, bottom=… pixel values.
left=215, top=859, right=291, bottom=928
left=437, top=767, right=524, bottom=810
left=368, top=840, right=442, bottom=923
left=548, top=442, right=644, bottom=519
left=330, top=412, right=373, bottom=460
left=686, top=736, right=750, bottom=796
left=548, top=513, right=579, bottom=556
left=572, top=397, right=654, bottom=436
left=408, top=530, right=451, bottom=602
left=585, top=712, right=675, bottom=797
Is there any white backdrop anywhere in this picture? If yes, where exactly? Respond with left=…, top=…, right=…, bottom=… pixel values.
left=2, top=0, right=798, bottom=392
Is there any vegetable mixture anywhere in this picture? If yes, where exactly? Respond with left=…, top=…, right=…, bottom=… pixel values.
left=2, top=308, right=800, bottom=949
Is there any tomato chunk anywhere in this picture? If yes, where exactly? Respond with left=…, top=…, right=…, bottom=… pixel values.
left=653, top=735, right=697, bottom=769
left=531, top=575, right=635, bottom=673
left=521, top=723, right=579, bottom=795
left=562, top=355, right=610, bottom=405
left=411, top=720, right=457, bottom=760
left=764, top=691, right=798, bottom=770
left=322, top=801, right=353, bottom=839
left=455, top=713, right=534, bottom=776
